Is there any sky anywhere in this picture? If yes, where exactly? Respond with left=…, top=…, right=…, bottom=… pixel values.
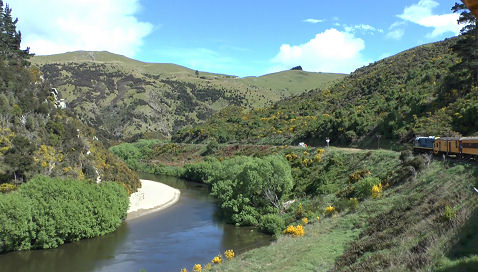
left=11, top=0, right=462, bottom=77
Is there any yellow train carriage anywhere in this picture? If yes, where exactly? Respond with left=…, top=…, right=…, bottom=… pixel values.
left=434, top=137, right=461, bottom=156
left=461, top=137, right=478, bottom=157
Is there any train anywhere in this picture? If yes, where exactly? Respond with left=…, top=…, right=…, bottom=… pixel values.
left=413, top=136, right=478, bottom=159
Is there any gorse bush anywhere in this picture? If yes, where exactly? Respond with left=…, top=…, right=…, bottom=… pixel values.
left=0, top=176, right=128, bottom=253
left=284, top=224, right=305, bottom=237
left=354, top=176, right=381, bottom=199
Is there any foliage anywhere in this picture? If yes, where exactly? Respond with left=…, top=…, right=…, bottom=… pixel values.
left=283, top=224, right=304, bottom=237
left=0, top=176, right=128, bottom=253
left=371, top=183, right=383, bottom=199
left=174, top=36, right=478, bottom=147
left=325, top=205, right=336, bottom=216
left=193, top=264, right=202, bottom=272
left=442, top=205, right=457, bottom=222
left=211, top=255, right=222, bottom=264
left=354, top=176, right=381, bottom=200
left=0, top=1, right=139, bottom=192
left=224, top=249, right=235, bottom=260
left=31, top=50, right=343, bottom=142
left=0, top=182, right=15, bottom=193
left=259, top=213, right=286, bottom=235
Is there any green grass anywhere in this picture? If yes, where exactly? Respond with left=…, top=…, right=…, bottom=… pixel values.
left=207, top=158, right=478, bottom=271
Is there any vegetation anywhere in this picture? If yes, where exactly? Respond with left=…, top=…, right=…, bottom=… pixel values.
left=0, top=175, right=128, bottom=253
left=30, top=51, right=344, bottom=142
left=0, top=1, right=139, bottom=193
left=174, top=36, right=478, bottom=148
left=208, top=158, right=478, bottom=272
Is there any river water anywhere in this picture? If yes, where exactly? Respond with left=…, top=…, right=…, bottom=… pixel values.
left=0, top=174, right=273, bottom=272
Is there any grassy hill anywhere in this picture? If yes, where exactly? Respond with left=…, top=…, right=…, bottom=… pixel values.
left=31, top=51, right=345, bottom=142
left=173, top=36, right=478, bottom=149
left=110, top=141, right=478, bottom=271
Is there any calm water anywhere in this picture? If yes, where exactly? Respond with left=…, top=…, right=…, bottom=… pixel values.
left=0, top=174, right=273, bottom=272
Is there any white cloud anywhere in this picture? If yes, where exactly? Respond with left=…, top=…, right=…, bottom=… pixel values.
left=344, top=24, right=383, bottom=34
left=271, top=28, right=369, bottom=74
left=12, top=0, right=153, bottom=57
left=386, top=28, right=405, bottom=40
left=303, top=18, right=324, bottom=24
left=397, top=0, right=460, bottom=38
left=386, top=21, right=406, bottom=40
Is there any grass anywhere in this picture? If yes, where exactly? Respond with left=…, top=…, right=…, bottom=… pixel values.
left=207, top=159, right=478, bottom=271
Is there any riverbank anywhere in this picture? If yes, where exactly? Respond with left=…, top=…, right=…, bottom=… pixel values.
left=126, top=179, right=180, bottom=220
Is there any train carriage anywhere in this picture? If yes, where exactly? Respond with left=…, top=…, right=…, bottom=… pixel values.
left=434, top=137, right=460, bottom=156
left=461, top=137, right=478, bottom=158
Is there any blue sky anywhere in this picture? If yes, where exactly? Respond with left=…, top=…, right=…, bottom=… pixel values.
left=13, top=0, right=461, bottom=77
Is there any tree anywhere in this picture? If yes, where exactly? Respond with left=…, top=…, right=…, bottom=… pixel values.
left=451, top=2, right=478, bottom=87
left=4, top=136, right=35, bottom=183
left=0, top=0, right=32, bottom=65
left=33, top=145, right=64, bottom=175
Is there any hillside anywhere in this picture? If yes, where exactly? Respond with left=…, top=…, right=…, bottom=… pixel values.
left=110, top=141, right=478, bottom=271
left=173, top=36, right=478, bottom=149
left=31, top=51, right=345, bottom=142
left=0, top=13, right=139, bottom=194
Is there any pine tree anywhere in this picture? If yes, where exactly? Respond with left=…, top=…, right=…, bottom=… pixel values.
left=449, top=2, right=478, bottom=88
left=0, top=0, right=32, bottom=65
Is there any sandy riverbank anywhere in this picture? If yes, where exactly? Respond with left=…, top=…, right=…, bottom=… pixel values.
left=126, top=179, right=180, bottom=220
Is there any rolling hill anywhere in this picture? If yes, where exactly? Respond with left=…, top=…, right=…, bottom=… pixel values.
left=173, top=36, right=478, bottom=148
left=31, top=51, right=345, bottom=142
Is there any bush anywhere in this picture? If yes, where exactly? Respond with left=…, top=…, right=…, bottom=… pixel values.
left=283, top=224, right=305, bottom=237
left=0, top=176, right=128, bottom=253
left=354, top=176, right=381, bottom=199
left=0, top=183, right=17, bottom=193
left=259, top=214, right=285, bottom=235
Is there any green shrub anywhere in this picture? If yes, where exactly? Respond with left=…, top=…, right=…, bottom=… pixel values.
left=259, top=214, right=286, bottom=235
left=442, top=205, right=456, bottom=222
left=354, top=176, right=381, bottom=199
left=0, top=176, right=128, bottom=253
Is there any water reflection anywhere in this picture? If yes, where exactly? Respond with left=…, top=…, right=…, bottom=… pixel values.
left=0, top=174, right=272, bottom=272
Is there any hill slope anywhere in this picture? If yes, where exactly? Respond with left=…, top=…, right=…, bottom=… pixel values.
left=31, top=51, right=345, bottom=142
left=174, top=36, right=478, bottom=148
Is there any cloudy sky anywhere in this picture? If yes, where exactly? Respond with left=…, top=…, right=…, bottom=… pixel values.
left=12, top=0, right=461, bottom=77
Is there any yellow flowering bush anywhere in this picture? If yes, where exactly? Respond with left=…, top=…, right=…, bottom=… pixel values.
left=224, top=249, right=235, bottom=260
left=193, top=264, right=202, bottom=272
left=285, top=152, right=298, bottom=161
left=316, top=215, right=320, bottom=221
left=371, top=183, right=383, bottom=199
left=0, top=183, right=17, bottom=194
left=212, top=255, right=222, bottom=264
left=284, top=224, right=305, bottom=237
left=325, top=205, right=335, bottom=216
left=204, top=263, right=212, bottom=271
left=315, top=148, right=325, bottom=162
left=180, top=269, right=188, bottom=272
left=301, top=217, right=308, bottom=225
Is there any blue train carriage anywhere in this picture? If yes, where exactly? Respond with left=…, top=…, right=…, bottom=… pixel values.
left=413, top=136, right=436, bottom=153
left=433, top=137, right=461, bottom=157
left=461, top=137, right=478, bottom=159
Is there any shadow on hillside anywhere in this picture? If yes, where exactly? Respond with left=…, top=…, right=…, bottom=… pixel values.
left=439, top=259, right=478, bottom=272
left=447, top=207, right=478, bottom=258
left=437, top=207, right=478, bottom=272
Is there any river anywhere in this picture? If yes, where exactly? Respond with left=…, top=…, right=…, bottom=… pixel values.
left=0, top=174, right=273, bottom=272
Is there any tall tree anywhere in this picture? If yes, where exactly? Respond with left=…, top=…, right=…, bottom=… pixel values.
left=0, top=0, right=31, bottom=65
left=450, top=2, right=478, bottom=87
